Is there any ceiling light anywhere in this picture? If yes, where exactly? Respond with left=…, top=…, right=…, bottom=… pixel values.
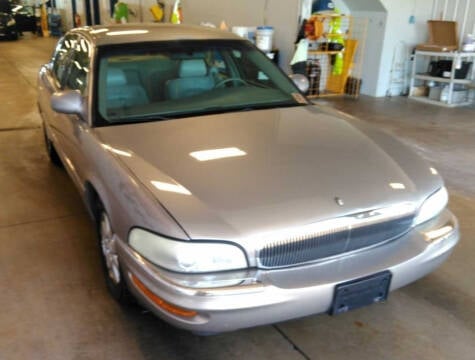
left=106, top=30, right=149, bottom=36
left=151, top=181, right=191, bottom=195
left=389, top=183, right=406, bottom=190
left=190, top=147, right=247, bottom=161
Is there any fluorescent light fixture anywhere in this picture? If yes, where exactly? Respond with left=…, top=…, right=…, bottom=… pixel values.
left=190, top=147, right=247, bottom=161
left=102, top=144, right=132, bottom=157
left=151, top=181, right=191, bottom=195
left=106, top=30, right=149, bottom=36
left=390, top=183, right=406, bottom=190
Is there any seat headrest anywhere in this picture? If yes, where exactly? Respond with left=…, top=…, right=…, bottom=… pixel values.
left=107, top=68, right=127, bottom=86
left=179, top=59, right=207, bottom=78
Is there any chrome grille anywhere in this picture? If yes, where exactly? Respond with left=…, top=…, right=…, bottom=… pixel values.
left=257, top=207, right=415, bottom=268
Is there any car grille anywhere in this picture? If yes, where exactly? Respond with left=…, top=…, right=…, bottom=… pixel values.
left=257, top=205, right=415, bottom=268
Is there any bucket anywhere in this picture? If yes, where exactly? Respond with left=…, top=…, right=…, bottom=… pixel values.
left=256, top=26, right=274, bottom=52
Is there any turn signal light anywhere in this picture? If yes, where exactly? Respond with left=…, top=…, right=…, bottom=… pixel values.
left=131, top=274, right=197, bottom=318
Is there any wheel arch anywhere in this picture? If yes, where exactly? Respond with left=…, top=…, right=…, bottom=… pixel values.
left=84, top=180, right=103, bottom=223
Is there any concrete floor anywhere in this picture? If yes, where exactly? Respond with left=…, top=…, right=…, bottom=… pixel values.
left=1, top=34, right=474, bottom=360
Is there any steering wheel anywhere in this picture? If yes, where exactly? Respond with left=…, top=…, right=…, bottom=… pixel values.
left=214, top=78, right=248, bottom=88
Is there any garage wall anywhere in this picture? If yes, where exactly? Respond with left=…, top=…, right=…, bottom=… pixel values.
left=350, top=10, right=387, bottom=96
left=174, top=0, right=302, bottom=72
left=50, top=0, right=302, bottom=73
left=431, top=0, right=475, bottom=47
left=351, top=0, right=475, bottom=97
left=375, top=0, right=435, bottom=97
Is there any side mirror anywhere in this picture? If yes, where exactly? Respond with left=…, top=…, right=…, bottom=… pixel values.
left=51, top=90, right=85, bottom=119
left=289, top=73, right=310, bottom=94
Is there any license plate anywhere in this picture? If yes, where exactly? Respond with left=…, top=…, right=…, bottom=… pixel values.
left=330, top=271, right=392, bottom=315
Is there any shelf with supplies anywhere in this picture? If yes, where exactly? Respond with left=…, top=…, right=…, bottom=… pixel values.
left=302, top=14, right=367, bottom=99
left=409, top=51, right=475, bottom=108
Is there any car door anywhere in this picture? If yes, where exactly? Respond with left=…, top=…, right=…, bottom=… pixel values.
left=39, top=33, right=92, bottom=192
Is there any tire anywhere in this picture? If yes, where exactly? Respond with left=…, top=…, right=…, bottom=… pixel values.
left=9, top=30, right=19, bottom=40
left=96, top=202, right=132, bottom=304
left=43, top=125, right=63, bottom=167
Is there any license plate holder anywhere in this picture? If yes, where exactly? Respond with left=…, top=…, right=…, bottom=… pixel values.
left=330, top=271, right=392, bottom=315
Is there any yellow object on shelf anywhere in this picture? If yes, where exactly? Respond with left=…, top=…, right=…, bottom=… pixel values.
left=150, top=3, right=164, bottom=22
left=170, top=0, right=182, bottom=24
left=326, top=39, right=358, bottom=93
left=305, top=14, right=367, bottom=99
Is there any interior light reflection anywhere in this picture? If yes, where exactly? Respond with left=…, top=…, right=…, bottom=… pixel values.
left=151, top=181, right=191, bottom=195
left=389, top=183, right=406, bottom=190
left=430, top=167, right=438, bottom=175
left=102, top=144, right=132, bottom=157
left=106, top=30, right=149, bottom=36
left=190, top=147, right=247, bottom=161
left=90, top=28, right=109, bottom=34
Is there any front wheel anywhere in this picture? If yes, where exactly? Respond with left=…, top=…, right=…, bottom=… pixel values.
left=9, top=30, right=19, bottom=40
left=43, top=125, right=63, bottom=167
left=97, top=205, right=132, bottom=304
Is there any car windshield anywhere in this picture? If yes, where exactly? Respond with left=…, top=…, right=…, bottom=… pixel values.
left=95, top=40, right=306, bottom=126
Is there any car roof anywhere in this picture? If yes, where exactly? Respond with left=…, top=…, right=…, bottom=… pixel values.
left=69, top=23, right=244, bottom=47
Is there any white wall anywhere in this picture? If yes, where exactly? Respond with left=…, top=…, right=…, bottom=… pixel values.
left=51, top=0, right=475, bottom=98
left=175, top=0, right=301, bottom=71
left=358, top=0, right=475, bottom=97
left=351, top=10, right=387, bottom=96
left=375, top=0, right=434, bottom=97
left=431, top=0, right=475, bottom=46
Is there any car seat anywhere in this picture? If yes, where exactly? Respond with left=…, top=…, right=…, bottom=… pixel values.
left=106, top=68, right=149, bottom=109
left=166, top=59, right=214, bottom=100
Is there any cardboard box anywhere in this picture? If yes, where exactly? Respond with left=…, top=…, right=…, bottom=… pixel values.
left=416, top=21, right=458, bottom=52
left=410, top=85, right=428, bottom=97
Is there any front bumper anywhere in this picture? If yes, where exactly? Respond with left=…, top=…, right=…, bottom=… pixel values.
left=117, top=209, right=459, bottom=333
left=0, top=25, right=17, bottom=38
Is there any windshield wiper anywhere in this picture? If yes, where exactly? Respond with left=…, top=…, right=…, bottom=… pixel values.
left=108, top=113, right=171, bottom=124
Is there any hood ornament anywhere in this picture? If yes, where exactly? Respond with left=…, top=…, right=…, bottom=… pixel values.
left=335, top=197, right=344, bottom=206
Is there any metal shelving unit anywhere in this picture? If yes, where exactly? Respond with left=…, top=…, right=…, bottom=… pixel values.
left=305, top=15, right=368, bottom=99
left=409, top=51, right=475, bottom=108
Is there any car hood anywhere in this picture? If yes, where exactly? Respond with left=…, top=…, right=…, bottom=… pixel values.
left=95, top=105, right=442, bottom=241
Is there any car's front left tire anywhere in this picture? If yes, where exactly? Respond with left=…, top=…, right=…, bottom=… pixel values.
left=96, top=202, right=132, bottom=305
left=9, top=30, right=19, bottom=40
left=43, top=125, right=63, bottom=167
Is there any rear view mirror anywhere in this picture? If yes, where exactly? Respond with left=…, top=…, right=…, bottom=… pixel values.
left=51, top=90, right=85, bottom=119
left=289, top=74, right=310, bottom=94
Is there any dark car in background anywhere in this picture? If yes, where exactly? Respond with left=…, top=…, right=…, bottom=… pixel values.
left=12, top=5, right=37, bottom=34
left=0, top=11, right=18, bottom=40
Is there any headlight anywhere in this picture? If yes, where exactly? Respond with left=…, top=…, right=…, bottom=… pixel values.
left=129, top=228, right=248, bottom=273
left=413, top=187, right=448, bottom=226
left=7, top=19, right=16, bottom=26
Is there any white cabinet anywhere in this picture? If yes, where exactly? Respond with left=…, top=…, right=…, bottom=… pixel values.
left=409, top=51, right=475, bottom=107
